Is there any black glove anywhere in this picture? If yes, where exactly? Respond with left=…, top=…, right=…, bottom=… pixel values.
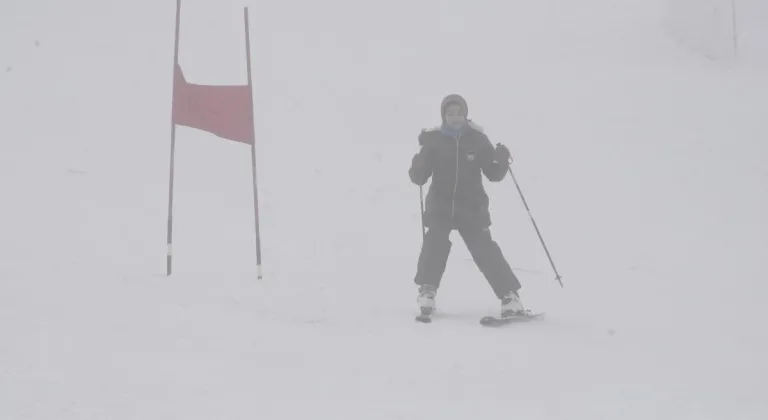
left=412, top=152, right=426, bottom=169
left=494, top=143, right=512, bottom=163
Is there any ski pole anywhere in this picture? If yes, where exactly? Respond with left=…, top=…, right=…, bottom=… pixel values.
left=417, top=131, right=427, bottom=241
left=507, top=165, right=563, bottom=288
left=419, top=185, right=426, bottom=240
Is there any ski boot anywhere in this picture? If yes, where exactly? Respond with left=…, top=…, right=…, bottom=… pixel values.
left=415, top=285, right=437, bottom=322
left=500, top=290, right=525, bottom=318
left=479, top=291, right=540, bottom=326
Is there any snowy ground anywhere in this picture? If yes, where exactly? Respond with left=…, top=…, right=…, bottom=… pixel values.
left=2, top=0, right=767, bottom=419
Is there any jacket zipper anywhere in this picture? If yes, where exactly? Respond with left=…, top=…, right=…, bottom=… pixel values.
left=451, top=132, right=460, bottom=219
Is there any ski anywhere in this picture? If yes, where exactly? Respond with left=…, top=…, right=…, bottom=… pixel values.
left=480, top=311, right=544, bottom=327
left=415, top=308, right=543, bottom=325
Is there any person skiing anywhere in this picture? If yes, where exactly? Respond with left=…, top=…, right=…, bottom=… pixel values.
left=409, top=93, right=525, bottom=318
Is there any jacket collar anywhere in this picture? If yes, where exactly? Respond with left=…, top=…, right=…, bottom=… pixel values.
left=439, top=121, right=469, bottom=137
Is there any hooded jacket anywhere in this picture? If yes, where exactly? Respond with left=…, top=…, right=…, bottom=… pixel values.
left=409, top=97, right=508, bottom=230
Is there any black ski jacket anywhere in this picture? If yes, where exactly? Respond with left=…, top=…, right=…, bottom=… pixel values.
left=409, top=122, right=508, bottom=230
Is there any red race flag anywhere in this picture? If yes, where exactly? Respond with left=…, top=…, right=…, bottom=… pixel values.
left=166, top=0, right=263, bottom=279
left=172, top=64, right=253, bottom=144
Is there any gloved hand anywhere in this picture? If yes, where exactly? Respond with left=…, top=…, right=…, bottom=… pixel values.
left=494, top=143, right=512, bottom=163
left=418, top=129, right=428, bottom=146
left=412, top=152, right=426, bottom=168
left=414, top=130, right=436, bottom=169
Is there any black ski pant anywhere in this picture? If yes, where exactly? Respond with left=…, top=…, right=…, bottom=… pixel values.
left=413, top=225, right=521, bottom=299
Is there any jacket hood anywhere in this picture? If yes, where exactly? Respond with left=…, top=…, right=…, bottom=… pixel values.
left=440, top=94, right=468, bottom=120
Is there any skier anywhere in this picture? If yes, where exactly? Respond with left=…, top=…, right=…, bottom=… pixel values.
left=409, top=94, right=525, bottom=318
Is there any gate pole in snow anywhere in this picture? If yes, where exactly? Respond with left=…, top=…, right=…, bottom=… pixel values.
left=244, top=6, right=263, bottom=279
left=166, top=0, right=183, bottom=276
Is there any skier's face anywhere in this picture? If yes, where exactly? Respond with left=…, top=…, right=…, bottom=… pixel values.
left=443, top=104, right=466, bottom=130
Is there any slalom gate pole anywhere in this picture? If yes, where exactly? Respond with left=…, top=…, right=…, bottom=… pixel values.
left=243, top=6, right=263, bottom=279
left=166, top=0, right=183, bottom=276
left=507, top=165, right=563, bottom=288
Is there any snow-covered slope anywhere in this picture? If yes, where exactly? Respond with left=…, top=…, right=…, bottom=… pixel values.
left=2, top=0, right=767, bottom=419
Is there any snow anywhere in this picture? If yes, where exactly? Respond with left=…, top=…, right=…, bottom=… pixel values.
left=1, top=0, right=767, bottom=419
left=664, top=0, right=768, bottom=63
